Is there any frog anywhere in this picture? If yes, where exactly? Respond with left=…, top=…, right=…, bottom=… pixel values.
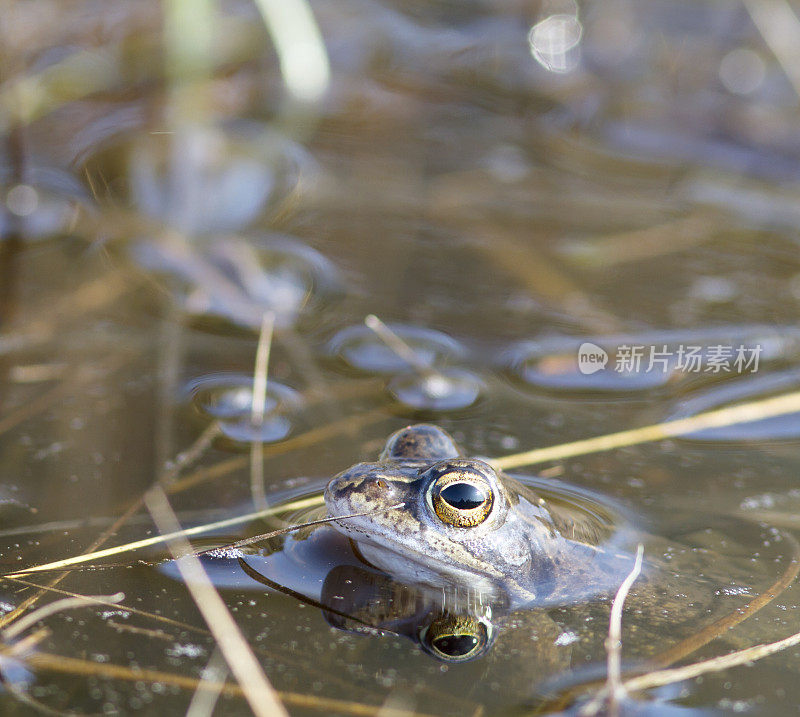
left=315, top=423, right=795, bottom=671
left=204, top=422, right=790, bottom=679
left=323, top=423, right=636, bottom=609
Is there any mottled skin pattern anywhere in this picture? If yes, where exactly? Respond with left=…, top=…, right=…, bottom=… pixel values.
left=379, top=423, right=460, bottom=462
left=324, top=424, right=632, bottom=607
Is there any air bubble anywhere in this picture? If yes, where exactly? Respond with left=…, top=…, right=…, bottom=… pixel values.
left=387, top=369, right=482, bottom=411
left=186, top=374, right=302, bottom=444
left=125, top=123, right=316, bottom=235
left=131, top=234, right=341, bottom=331
left=327, top=324, right=467, bottom=374
left=1, top=167, right=85, bottom=241
left=506, top=341, right=674, bottom=394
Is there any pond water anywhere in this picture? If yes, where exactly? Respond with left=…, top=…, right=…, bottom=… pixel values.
left=2, top=0, right=800, bottom=714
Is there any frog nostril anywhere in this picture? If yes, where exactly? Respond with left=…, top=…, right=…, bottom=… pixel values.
left=363, top=476, right=392, bottom=495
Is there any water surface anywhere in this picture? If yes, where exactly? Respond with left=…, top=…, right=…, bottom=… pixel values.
left=2, top=0, right=800, bottom=714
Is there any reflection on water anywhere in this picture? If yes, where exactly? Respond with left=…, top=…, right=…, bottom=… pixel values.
left=3, top=0, right=800, bottom=713
left=506, top=325, right=800, bottom=395
left=126, top=126, right=315, bottom=235
left=669, top=369, right=800, bottom=442
left=129, top=232, right=342, bottom=331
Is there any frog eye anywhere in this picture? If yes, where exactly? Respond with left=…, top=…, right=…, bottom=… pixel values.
left=420, top=613, right=492, bottom=663
left=430, top=469, right=494, bottom=528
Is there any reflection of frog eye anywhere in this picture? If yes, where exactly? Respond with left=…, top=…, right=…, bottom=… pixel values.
left=431, top=473, right=493, bottom=527
left=420, top=613, right=492, bottom=663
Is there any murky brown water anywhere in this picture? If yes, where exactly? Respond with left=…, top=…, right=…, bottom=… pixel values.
left=3, top=0, right=800, bottom=714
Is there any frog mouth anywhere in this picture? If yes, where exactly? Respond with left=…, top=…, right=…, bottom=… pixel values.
left=323, top=515, right=514, bottom=593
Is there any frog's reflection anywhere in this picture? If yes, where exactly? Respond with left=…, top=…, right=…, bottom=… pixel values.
left=239, top=557, right=502, bottom=663
left=325, top=563, right=501, bottom=663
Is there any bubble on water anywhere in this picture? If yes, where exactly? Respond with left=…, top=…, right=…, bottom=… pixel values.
left=387, top=369, right=482, bottom=411
left=719, top=48, right=765, bottom=96
left=668, top=369, right=800, bottom=442
left=483, top=144, right=530, bottom=183
left=506, top=340, right=675, bottom=394
left=218, top=414, right=293, bottom=443
left=186, top=373, right=302, bottom=444
left=529, top=1, right=583, bottom=74
left=131, top=233, right=341, bottom=331
left=165, top=643, right=205, bottom=659
left=126, top=123, right=316, bottom=235
left=689, top=275, right=738, bottom=304
left=1, top=167, right=85, bottom=241
left=203, top=547, right=247, bottom=560
left=327, top=324, right=467, bottom=374
left=553, top=631, right=579, bottom=646
left=6, top=184, right=38, bottom=216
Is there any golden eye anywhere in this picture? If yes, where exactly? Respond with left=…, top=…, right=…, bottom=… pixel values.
left=431, top=474, right=493, bottom=527
left=421, top=614, right=491, bottom=662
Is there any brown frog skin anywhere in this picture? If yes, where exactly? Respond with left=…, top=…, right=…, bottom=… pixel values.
left=324, top=424, right=635, bottom=608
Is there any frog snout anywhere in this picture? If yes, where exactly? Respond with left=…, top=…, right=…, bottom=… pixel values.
left=324, top=476, right=351, bottom=505
left=324, top=474, right=397, bottom=510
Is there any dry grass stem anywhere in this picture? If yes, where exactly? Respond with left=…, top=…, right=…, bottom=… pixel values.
left=250, top=440, right=268, bottom=511
left=492, top=389, right=800, bottom=470
left=647, top=529, right=800, bottom=669
left=3, top=592, right=124, bottom=640
left=185, top=648, right=230, bottom=717
left=0, top=349, right=142, bottom=628
left=566, top=212, right=719, bottom=269
left=251, top=311, right=275, bottom=425
left=195, top=502, right=404, bottom=557
left=253, top=0, right=331, bottom=104
left=581, top=545, right=644, bottom=716
left=25, top=650, right=432, bottom=716
left=579, top=620, right=800, bottom=709
left=105, top=621, right=175, bottom=641
left=365, top=314, right=436, bottom=377
left=164, top=421, right=222, bottom=483
left=743, top=0, right=800, bottom=98
left=3, top=577, right=207, bottom=635
left=547, top=531, right=800, bottom=713
left=143, top=485, right=288, bottom=717
left=250, top=312, right=275, bottom=511
left=623, top=628, right=800, bottom=693
left=0, top=418, right=221, bottom=629
left=3, top=494, right=325, bottom=577
left=167, top=407, right=388, bottom=494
